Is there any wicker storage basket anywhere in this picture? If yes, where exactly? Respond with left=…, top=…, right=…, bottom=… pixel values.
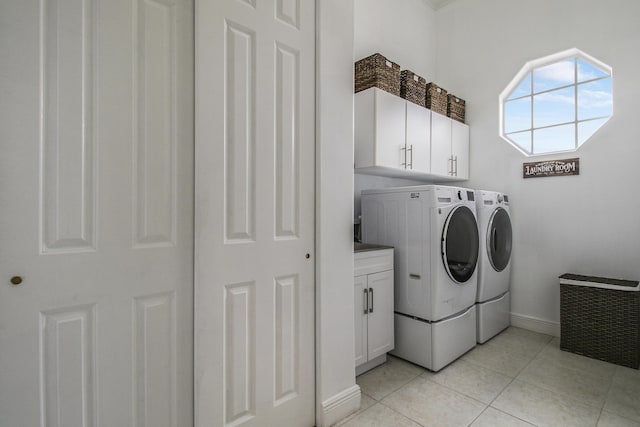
left=447, top=94, right=466, bottom=123
left=425, top=83, right=448, bottom=115
left=400, top=70, right=427, bottom=107
left=355, top=53, right=400, bottom=96
left=559, top=273, right=640, bottom=369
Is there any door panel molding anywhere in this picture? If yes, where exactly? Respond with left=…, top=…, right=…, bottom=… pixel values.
left=133, top=292, right=177, bottom=427
left=41, top=0, right=96, bottom=254
left=41, top=304, right=96, bottom=427
left=133, top=0, right=178, bottom=248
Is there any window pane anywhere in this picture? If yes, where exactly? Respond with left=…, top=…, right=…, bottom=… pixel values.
left=504, top=98, right=531, bottom=133
left=577, top=58, right=609, bottom=82
left=506, top=131, right=531, bottom=153
left=578, top=118, right=608, bottom=146
left=533, top=58, right=575, bottom=93
left=500, top=51, right=612, bottom=156
left=578, top=77, right=612, bottom=120
left=533, top=87, right=575, bottom=128
left=533, top=123, right=575, bottom=154
left=508, top=72, right=531, bottom=99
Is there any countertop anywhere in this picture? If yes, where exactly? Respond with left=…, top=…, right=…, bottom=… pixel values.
left=354, top=242, right=394, bottom=253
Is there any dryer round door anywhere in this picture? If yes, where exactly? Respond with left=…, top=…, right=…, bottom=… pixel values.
left=487, top=207, right=512, bottom=272
left=442, top=205, right=479, bottom=283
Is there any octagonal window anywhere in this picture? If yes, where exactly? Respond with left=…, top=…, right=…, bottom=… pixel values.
left=500, top=48, right=612, bottom=156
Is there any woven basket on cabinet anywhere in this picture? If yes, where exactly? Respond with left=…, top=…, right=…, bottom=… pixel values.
left=355, top=53, right=401, bottom=96
left=425, top=83, right=448, bottom=115
left=447, top=94, right=466, bottom=123
left=400, top=70, right=427, bottom=107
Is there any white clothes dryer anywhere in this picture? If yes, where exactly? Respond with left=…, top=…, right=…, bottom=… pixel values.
left=474, top=190, right=513, bottom=343
left=361, top=185, right=479, bottom=371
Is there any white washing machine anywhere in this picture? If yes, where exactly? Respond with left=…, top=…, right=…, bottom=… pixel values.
left=361, top=185, right=479, bottom=371
left=475, top=190, right=513, bottom=344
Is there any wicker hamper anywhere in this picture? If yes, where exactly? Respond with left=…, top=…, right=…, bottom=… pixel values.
left=355, top=53, right=401, bottom=96
left=425, top=83, right=448, bottom=115
left=400, top=70, right=427, bottom=107
left=559, top=273, right=640, bottom=369
left=447, top=94, right=466, bottom=123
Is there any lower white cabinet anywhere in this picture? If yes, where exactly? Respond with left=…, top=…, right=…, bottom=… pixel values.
left=354, top=248, right=394, bottom=374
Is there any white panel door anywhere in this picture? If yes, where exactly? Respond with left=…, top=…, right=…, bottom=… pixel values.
left=0, top=1, right=193, bottom=426
left=195, top=0, right=315, bottom=426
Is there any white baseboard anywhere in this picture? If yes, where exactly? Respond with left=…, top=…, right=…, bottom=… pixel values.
left=319, top=384, right=361, bottom=427
left=511, top=312, right=560, bottom=337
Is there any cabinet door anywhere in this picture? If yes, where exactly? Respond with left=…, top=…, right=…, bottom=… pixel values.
left=354, top=275, right=368, bottom=367
left=452, top=120, right=470, bottom=179
left=366, top=270, right=395, bottom=360
left=430, top=111, right=452, bottom=176
left=406, top=101, right=431, bottom=173
left=375, top=89, right=407, bottom=169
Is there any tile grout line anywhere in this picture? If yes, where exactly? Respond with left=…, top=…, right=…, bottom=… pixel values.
left=596, top=366, right=617, bottom=425
left=460, top=332, right=552, bottom=378
left=377, top=399, right=427, bottom=427
left=512, top=339, right=613, bottom=414
left=465, top=405, right=490, bottom=427
left=420, top=369, right=490, bottom=408
left=488, top=406, right=540, bottom=426
left=414, top=331, right=556, bottom=425
left=489, top=336, right=613, bottom=427
left=479, top=333, right=553, bottom=425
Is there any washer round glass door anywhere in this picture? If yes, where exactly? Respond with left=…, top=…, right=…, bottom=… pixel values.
left=487, top=207, right=512, bottom=272
left=442, top=205, right=479, bottom=283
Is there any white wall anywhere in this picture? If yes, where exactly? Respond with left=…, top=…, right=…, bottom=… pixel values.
left=353, top=0, right=438, bottom=226
left=316, top=1, right=360, bottom=425
left=436, top=0, right=640, bottom=330
left=354, top=0, right=437, bottom=82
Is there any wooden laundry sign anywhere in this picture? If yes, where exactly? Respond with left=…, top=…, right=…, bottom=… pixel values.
left=523, top=158, right=580, bottom=178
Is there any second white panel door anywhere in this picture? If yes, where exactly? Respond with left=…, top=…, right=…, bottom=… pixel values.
left=195, top=0, right=316, bottom=426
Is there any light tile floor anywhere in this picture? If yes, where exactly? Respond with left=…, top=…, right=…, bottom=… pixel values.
left=335, top=327, right=640, bottom=427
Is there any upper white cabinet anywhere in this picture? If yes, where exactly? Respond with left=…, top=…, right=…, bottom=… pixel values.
left=355, top=87, right=469, bottom=181
left=431, top=111, right=470, bottom=180
left=355, top=88, right=407, bottom=170
left=452, top=119, right=470, bottom=180
left=406, top=101, right=431, bottom=173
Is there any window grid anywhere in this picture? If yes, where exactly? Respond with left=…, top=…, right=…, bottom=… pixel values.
left=500, top=50, right=612, bottom=156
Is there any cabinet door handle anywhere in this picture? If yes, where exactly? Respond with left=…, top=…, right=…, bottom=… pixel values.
left=400, top=146, right=407, bottom=168
left=455, top=155, right=458, bottom=175
left=449, top=156, right=454, bottom=175
left=369, top=288, right=374, bottom=313
left=408, top=144, right=413, bottom=169
left=364, top=288, right=369, bottom=314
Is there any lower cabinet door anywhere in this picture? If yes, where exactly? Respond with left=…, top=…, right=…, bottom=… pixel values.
left=354, top=275, right=368, bottom=367
left=366, top=270, right=395, bottom=360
